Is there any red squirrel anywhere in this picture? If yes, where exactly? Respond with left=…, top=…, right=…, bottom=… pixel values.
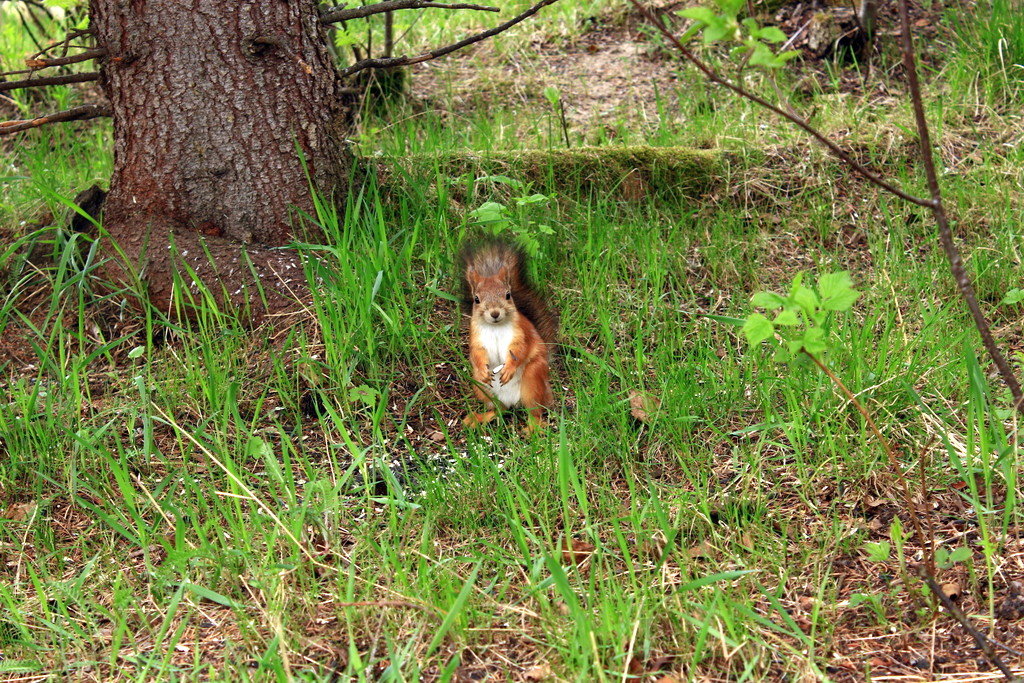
left=460, top=241, right=557, bottom=433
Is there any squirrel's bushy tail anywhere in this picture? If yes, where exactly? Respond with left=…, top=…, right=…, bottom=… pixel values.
left=459, top=239, right=559, bottom=345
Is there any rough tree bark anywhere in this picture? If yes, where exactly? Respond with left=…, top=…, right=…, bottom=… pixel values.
left=88, top=0, right=355, bottom=321
left=3, top=0, right=558, bottom=323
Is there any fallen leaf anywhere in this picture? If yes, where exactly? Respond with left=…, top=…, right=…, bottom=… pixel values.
left=2, top=501, right=37, bottom=521
left=425, top=429, right=445, bottom=443
left=562, top=537, right=595, bottom=566
left=629, top=390, right=661, bottom=423
left=654, top=676, right=682, bottom=683
left=524, top=663, right=552, bottom=681
left=686, top=540, right=714, bottom=559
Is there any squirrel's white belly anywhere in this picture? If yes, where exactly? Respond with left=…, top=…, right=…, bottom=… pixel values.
left=479, top=321, right=523, bottom=408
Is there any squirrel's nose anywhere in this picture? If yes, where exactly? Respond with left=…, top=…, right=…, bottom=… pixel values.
left=489, top=310, right=500, bottom=320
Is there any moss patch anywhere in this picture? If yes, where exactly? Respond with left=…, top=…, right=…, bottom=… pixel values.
left=385, top=145, right=726, bottom=202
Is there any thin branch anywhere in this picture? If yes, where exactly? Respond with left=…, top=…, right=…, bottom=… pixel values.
left=340, top=0, right=560, bottom=78
left=627, top=1, right=934, bottom=209
left=24, top=47, right=106, bottom=69
left=28, top=28, right=94, bottom=61
left=803, top=350, right=932, bottom=575
left=0, top=104, right=111, bottom=136
left=919, top=569, right=1021, bottom=682
left=896, top=0, right=1024, bottom=415
left=0, top=72, right=99, bottom=93
left=321, top=0, right=498, bottom=24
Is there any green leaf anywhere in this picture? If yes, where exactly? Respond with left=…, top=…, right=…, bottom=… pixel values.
left=818, top=271, right=851, bottom=297
left=182, top=583, right=245, bottom=610
left=777, top=49, right=802, bottom=63
left=717, top=0, right=745, bottom=16
left=751, top=291, right=785, bottom=309
left=948, top=546, right=972, bottom=563
left=349, top=384, right=379, bottom=407
left=773, top=308, right=800, bottom=326
left=742, top=313, right=775, bottom=345
left=679, top=7, right=718, bottom=24
left=702, top=313, right=746, bottom=326
left=515, top=193, right=550, bottom=206
left=703, top=21, right=733, bottom=44
left=246, top=436, right=273, bottom=459
left=127, top=346, right=146, bottom=359
left=800, top=327, right=827, bottom=355
left=864, top=541, right=891, bottom=562
left=1001, top=288, right=1024, bottom=306
left=747, top=41, right=777, bottom=67
left=469, top=201, right=508, bottom=225
left=542, top=86, right=561, bottom=106
left=791, top=284, right=819, bottom=314
left=758, top=26, right=787, bottom=43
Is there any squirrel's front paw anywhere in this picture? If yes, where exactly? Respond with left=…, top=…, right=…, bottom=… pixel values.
left=499, top=364, right=516, bottom=385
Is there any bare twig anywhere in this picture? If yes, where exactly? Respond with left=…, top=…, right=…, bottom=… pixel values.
left=0, top=104, right=111, bottom=136
left=24, top=47, right=106, bottom=69
left=919, top=569, right=1022, bottom=681
left=28, top=28, right=94, bottom=61
left=896, top=0, right=1024, bottom=415
left=0, top=72, right=99, bottom=93
left=627, top=1, right=934, bottom=209
left=340, top=0, right=560, bottom=78
left=321, top=0, right=498, bottom=24
left=803, top=351, right=932, bottom=574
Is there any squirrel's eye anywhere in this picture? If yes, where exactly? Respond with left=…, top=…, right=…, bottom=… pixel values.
left=474, top=296, right=480, bottom=304
left=505, top=291, right=511, bottom=300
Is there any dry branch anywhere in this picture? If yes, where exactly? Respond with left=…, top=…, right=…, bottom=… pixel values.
left=895, top=0, right=1024, bottom=414
left=321, top=0, right=498, bottom=24
left=28, top=28, right=94, bottom=61
left=627, top=1, right=933, bottom=209
left=0, top=104, right=111, bottom=135
left=24, top=47, right=106, bottom=69
left=340, top=0, right=560, bottom=78
left=919, top=570, right=1021, bottom=681
left=0, top=72, right=99, bottom=93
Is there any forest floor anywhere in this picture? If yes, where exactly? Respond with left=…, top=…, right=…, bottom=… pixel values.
left=3, top=0, right=1024, bottom=681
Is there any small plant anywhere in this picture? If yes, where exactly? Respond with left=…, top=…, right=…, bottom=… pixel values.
left=677, top=0, right=800, bottom=68
left=741, top=271, right=861, bottom=360
left=467, top=176, right=555, bottom=257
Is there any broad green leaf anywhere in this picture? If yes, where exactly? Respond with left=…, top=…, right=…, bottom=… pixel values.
left=1001, top=288, right=1024, bottom=306
left=742, top=313, right=775, bottom=345
left=748, top=41, right=776, bottom=67
left=751, top=291, right=785, bottom=309
left=758, top=26, right=787, bottom=43
left=679, top=7, right=718, bottom=24
left=818, top=271, right=853, bottom=299
left=542, top=86, right=561, bottom=106
left=717, top=0, right=745, bottom=16
left=791, top=284, right=819, bottom=313
left=822, top=287, right=861, bottom=311
left=773, top=308, right=800, bottom=326
left=948, top=546, right=972, bottom=563
left=800, top=327, right=827, bottom=355
left=703, top=21, right=733, bottom=44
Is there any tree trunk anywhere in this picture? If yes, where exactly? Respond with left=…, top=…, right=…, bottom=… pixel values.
left=89, top=0, right=356, bottom=321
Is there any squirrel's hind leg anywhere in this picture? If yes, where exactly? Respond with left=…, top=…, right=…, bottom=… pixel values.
left=464, top=385, right=500, bottom=428
left=463, top=410, right=498, bottom=428
left=520, top=360, right=553, bottom=434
